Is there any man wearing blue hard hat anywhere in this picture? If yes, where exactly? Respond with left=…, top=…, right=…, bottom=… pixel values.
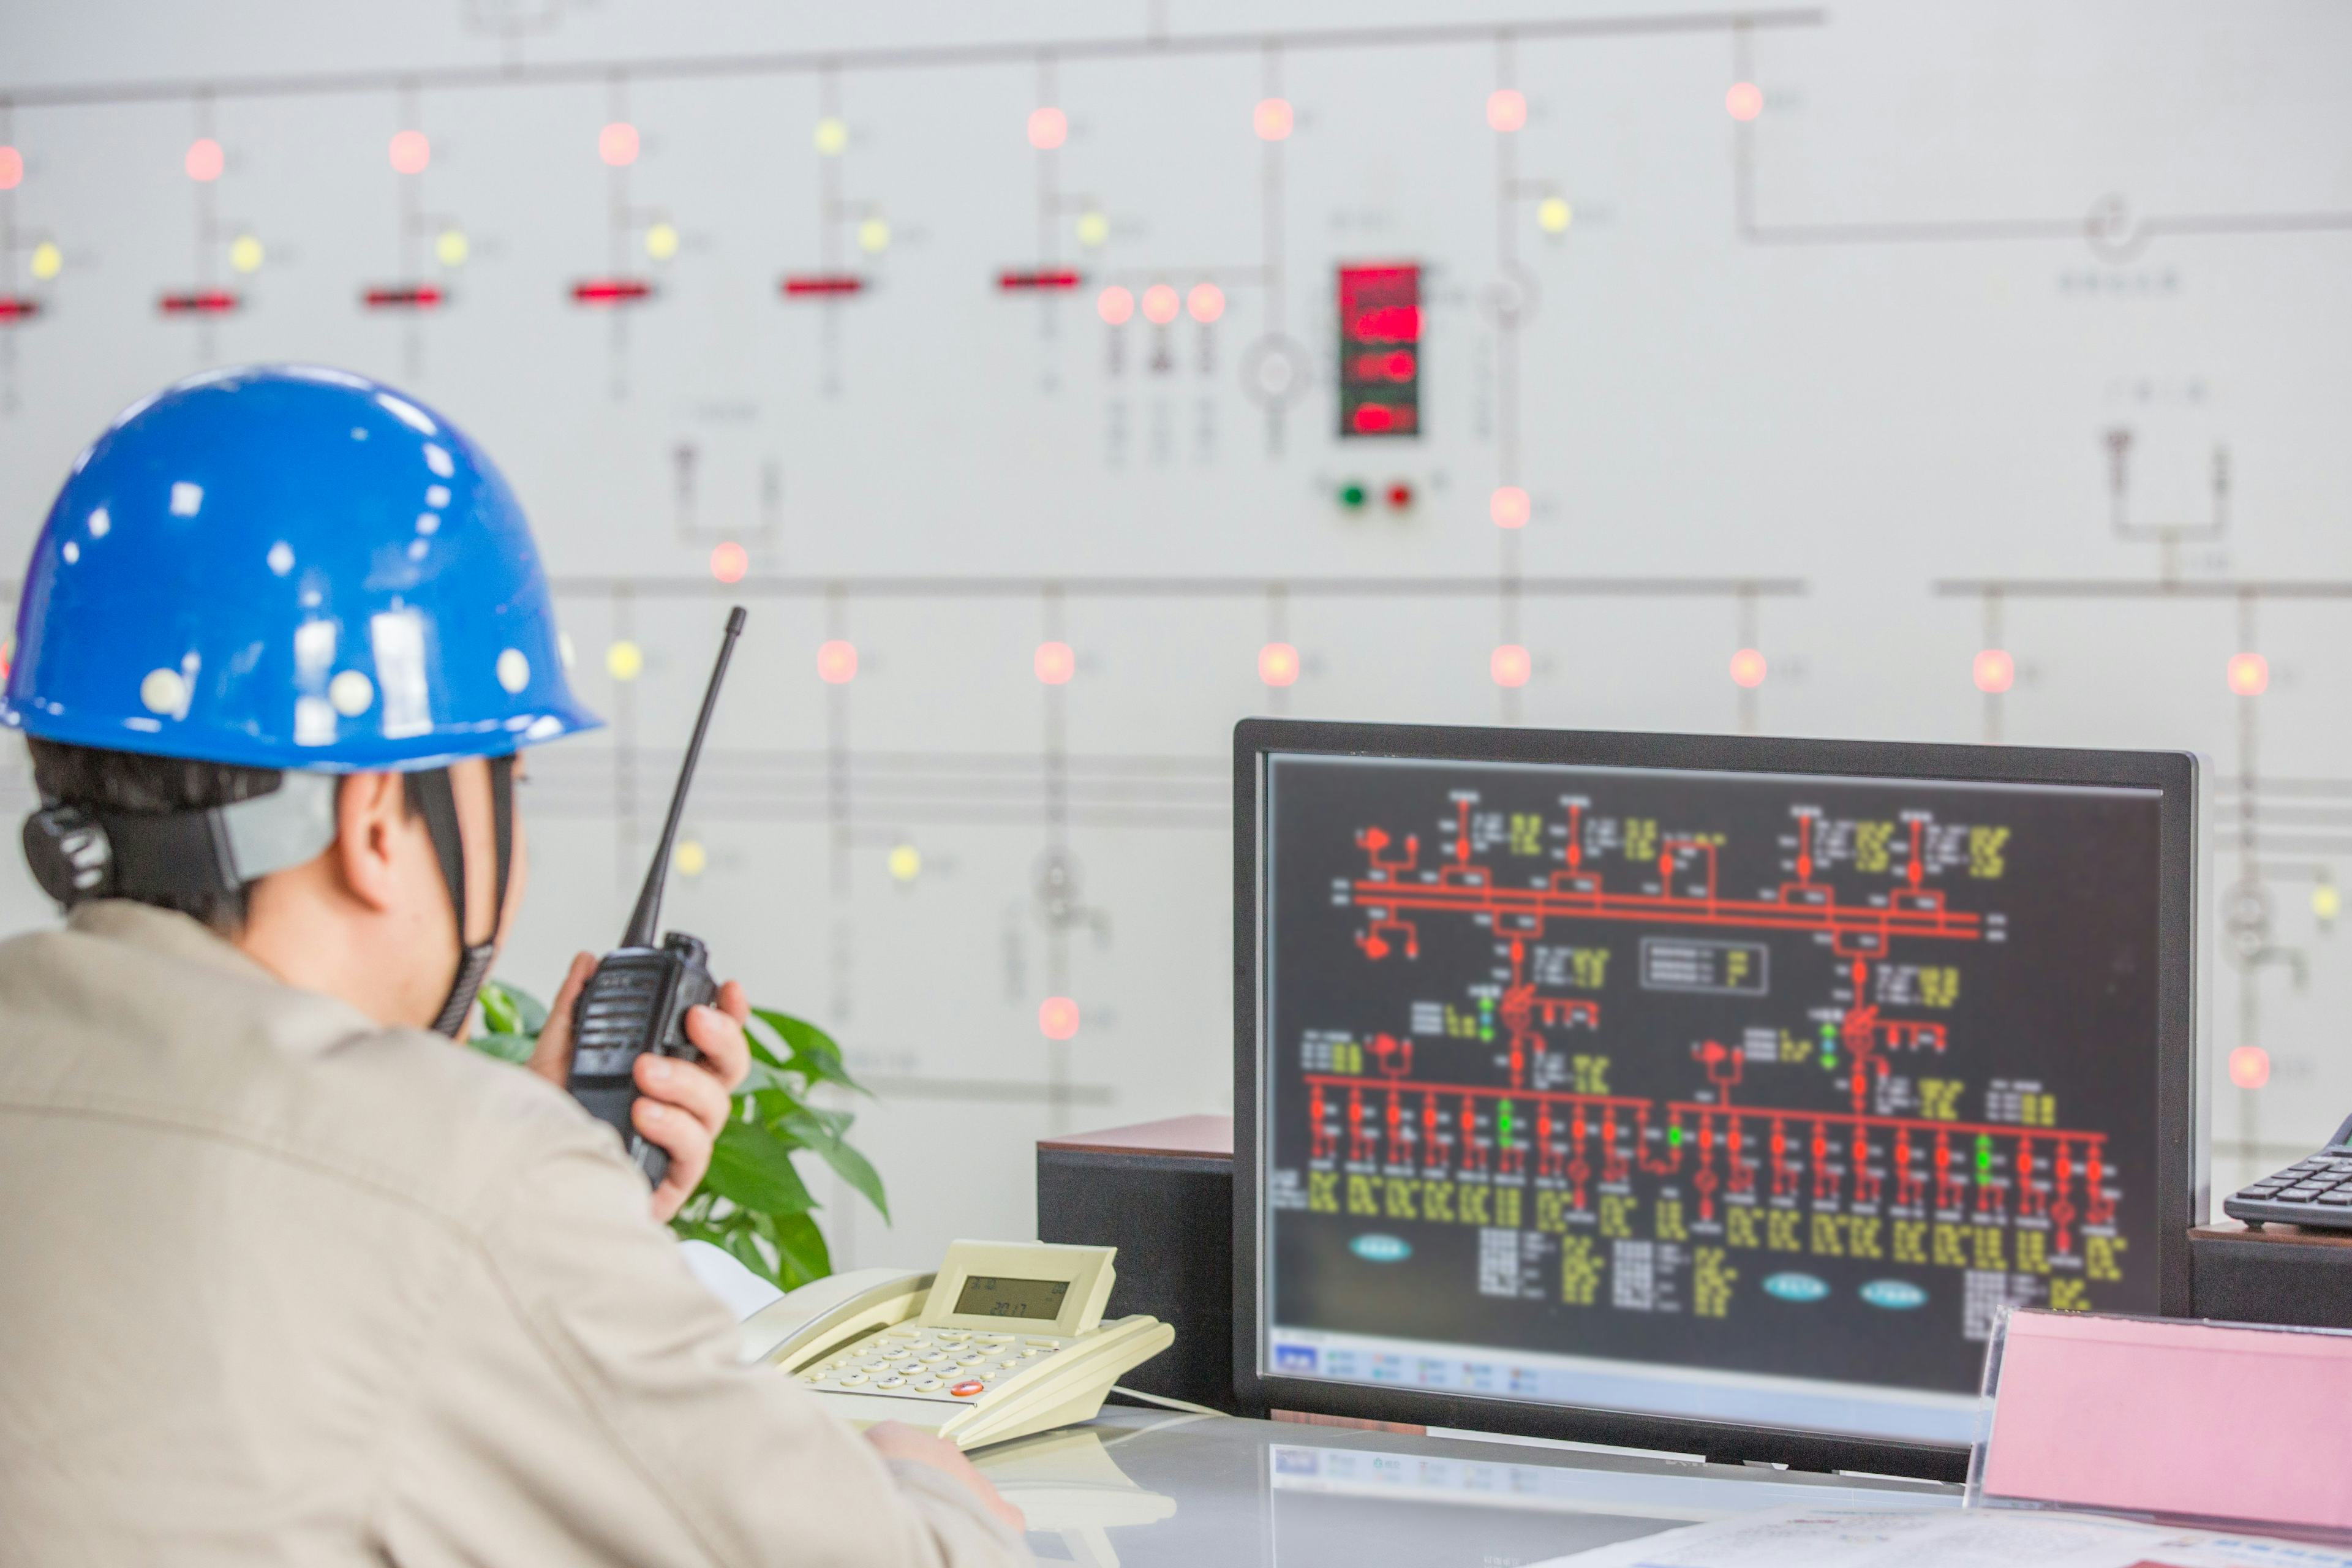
left=0, top=367, right=1025, bottom=1564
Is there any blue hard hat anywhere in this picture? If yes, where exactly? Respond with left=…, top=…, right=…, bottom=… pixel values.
left=2, top=364, right=600, bottom=771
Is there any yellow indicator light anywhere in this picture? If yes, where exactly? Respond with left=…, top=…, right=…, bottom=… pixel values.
left=1538, top=197, right=1573, bottom=234
left=228, top=234, right=265, bottom=274
left=814, top=117, right=849, bottom=156
left=29, top=241, right=61, bottom=281
left=2316, top=883, right=2342, bottom=922
left=673, top=840, right=707, bottom=878
left=888, top=845, right=922, bottom=883
left=858, top=216, right=890, bottom=255
left=1075, top=210, right=1109, bottom=248
left=644, top=222, right=680, bottom=261
left=605, top=640, right=644, bottom=681
left=435, top=228, right=469, bottom=268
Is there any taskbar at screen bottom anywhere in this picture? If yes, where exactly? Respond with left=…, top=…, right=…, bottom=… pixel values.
left=1265, top=1325, right=1982, bottom=1449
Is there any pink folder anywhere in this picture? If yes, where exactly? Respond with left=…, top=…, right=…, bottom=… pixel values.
left=1975, top=1309, right=2352, bottom=1534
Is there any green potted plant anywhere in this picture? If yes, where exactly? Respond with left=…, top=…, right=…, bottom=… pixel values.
left=473, top=982, right=886, bottom=1291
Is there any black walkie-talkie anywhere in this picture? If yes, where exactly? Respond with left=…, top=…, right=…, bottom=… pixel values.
left=566, top=605, right=745, bottom=1188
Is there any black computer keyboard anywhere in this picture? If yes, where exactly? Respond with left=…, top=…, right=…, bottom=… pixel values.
left=2222, top=1115, right=2352, bottom=1231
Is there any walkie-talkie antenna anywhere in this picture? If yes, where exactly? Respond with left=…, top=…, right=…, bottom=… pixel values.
left=622, top=605, right=746, bottom=948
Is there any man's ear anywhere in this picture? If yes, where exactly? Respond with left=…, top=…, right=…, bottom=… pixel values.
left=334, top=771, right=411, bottom=914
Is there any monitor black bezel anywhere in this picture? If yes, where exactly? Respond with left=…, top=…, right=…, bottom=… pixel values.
left=1232, top=718, right=2199, bottom=1482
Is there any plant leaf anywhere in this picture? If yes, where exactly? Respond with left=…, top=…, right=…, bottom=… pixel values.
left=762, top=1209, right=832, bottom=1287
left=479, top=979, right=548, bottom=1038
left=721, top=1223, right=782, bottom=1291
left=469, top=1028, right=535, bottom=1065
left=703, top=1119, right=818, bottom=1216
left=780, top=1109, right=889, bottom=1222
left=752, top=1008, right=867, bottom=1095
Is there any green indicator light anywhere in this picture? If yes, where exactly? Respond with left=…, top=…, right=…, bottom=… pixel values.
left=1339, top=482, right=1367, bottom=509
left=1498, top=1100, right=1515, bottom=1141
left=1667, top=1126, right=1684, bottom=1148
left=1480, top=1028, right=1494, bottom=1042
left=1823, top=1052, right=1837, bottom=1068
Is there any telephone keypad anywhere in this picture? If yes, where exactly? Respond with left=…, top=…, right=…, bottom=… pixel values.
left=799, top=1324, right=1072, bottom=1401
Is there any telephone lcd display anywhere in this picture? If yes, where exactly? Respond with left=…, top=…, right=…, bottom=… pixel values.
left=954, top=1275, right=1071, bottom=1321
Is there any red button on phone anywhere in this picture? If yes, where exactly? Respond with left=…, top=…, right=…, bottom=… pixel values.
left=950, top=1379, right=986, bottom=1398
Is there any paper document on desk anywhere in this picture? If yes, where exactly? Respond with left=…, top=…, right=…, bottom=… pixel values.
left=1528, top=1505, right=2352, bottom=1568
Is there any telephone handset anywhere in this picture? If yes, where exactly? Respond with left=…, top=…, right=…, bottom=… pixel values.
left=737, top=1240, right=1174, bottom=1450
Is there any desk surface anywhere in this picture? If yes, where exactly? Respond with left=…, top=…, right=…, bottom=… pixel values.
left=974, top=1407, right=1959, bottom=1567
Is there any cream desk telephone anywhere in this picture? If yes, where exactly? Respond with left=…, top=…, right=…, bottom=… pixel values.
left=737, top=1241, right=1173, bottom=1450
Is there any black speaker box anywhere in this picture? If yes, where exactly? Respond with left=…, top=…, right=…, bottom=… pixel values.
left=1035, top=1115, right=1246, bottom=1414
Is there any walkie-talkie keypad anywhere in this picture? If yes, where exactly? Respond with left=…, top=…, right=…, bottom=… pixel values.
left=797, top=1325, right=1068, bottom=1401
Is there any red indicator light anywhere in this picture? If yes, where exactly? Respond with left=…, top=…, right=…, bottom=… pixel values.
left=362, top=283, right=445, bottom=311
left=1186, top=282, right=1225, bottom=323
left=1972, top=648, right=2015, bottom=694
left=1729, top=648, right=1768, bottom=689
left=999, top=269, right=1081, bottom=291
left=1034, top=640, right=1076, bottom=685
left=1386, top=481, right=1414, bottom=510
left=1141, top=284, right=1180, bottom=325
left=571, top=277, right=653, bottom=305
left=1259, top=641, right=1300, bottom=687
left=709, top=541, right=748, bottom=584
left=1351, top=305, right=1422, bottom=342
left=159, top=290, right=239, bottom=315
left=1097, top=285, right=1134, bottom=325
left=0, top=146, right=21, bottom=190
left=2226, top=650, right=2269, bottom=696
left=388, top=130, right=431, bottom=175
left=184, top=138, right=224, bottom=183
left=1491, top=644, right=1531, bottom=688
left=1487, top=89, right=1528, bottom=133
left=2229, top=1045, right=2270, bottom=1090
left=1038, top=996, right=1080, bottom=1040
left=1028, top=107, right=1068, bottom=151
left=782, top=274, right=865, bottom=296
left=0, top=296, right=40, bottom=323
left=1726, top=82, right=1764, bottom=122
left=1254, top=98, right=1294, bottom=142
left=1490, top=486, right=1530, bottom=529
left=1342, top=261, right=1422, bottom=439
left=598, top=121, right=639, bottom=167
left=816, top=640, right=858, bottom=684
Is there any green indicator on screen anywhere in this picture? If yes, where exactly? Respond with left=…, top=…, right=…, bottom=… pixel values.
left=1498, top=1099, right=1515, bottom=1142
left=1667, top=1125, right=1684, bottom=1148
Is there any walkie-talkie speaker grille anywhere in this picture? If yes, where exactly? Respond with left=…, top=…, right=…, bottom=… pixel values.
left=573, top=967, right=662, bottom=1073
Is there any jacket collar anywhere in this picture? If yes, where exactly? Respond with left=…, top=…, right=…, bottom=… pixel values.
left=67, top=899, right=296, bottom=986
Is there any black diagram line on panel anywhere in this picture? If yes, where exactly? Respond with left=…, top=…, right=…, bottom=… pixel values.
left=1933, top=568, right=2348, bottom=1169
left=1728, top=24, right=2352, bottom=257
left=505, top=570, right=1805, bottom=1134
left=3, top=12, right=1828, bottom=107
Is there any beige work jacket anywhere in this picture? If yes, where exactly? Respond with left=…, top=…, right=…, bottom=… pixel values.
left=0, top=901, right=1030, bottom=1567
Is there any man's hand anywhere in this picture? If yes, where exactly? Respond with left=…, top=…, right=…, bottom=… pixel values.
left=529, top=951, right=754, bottom=1221
left=863, top=1422, right=1027, bottom=1536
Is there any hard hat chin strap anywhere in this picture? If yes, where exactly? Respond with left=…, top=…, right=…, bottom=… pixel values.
left=404, top=756, right=515, bottom=1038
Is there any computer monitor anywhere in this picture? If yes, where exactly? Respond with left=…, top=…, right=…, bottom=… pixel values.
left=1234, top=722, right=2199, bottom=1478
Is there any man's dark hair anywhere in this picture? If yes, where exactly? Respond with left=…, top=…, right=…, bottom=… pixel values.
left=26, top=739, right=285, bottom=935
